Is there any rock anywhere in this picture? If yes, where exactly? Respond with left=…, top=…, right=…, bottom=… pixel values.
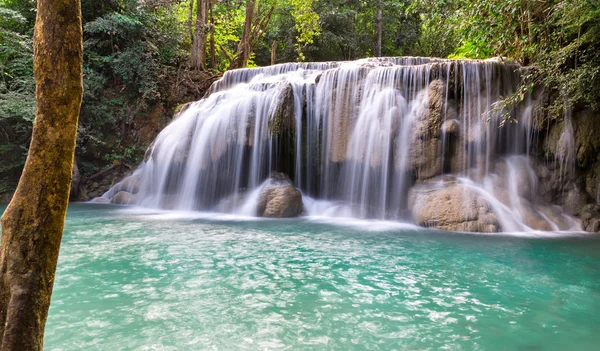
left=409, top=184, right=500, bottom=233
left=573, top=109, right=600, bottom=167
left=537, top=205, right=580, bottom=231
left=91, top=197, right=111, bottom=204
left=580, top=204, right=600, bottom=233
left=326, top=67, right=369, bottom=163
left=268, top=83, right=295, bottom=135
left=111, top=191, right=137, bottom=205
left=493, top=157, right=537, bottom=202
left=410, top=138, right=444, bottom=179
left=562, top=183, right=588, bottom=216
left=519, top=202, right=554, bottom=231
left=117, top=175, right=140, bottom=194
left=585, top=162, right=600, bottom=201
left=441, top=119, right=460, bottom=134
left=543, top=110, right=600, bottom=168
left=256, top=172, right=303, bottom=218
left=405, top=79, right=459, bottom=180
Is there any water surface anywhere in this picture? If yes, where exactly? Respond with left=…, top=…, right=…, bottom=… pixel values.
left=2, top=204, right=600, bottom=350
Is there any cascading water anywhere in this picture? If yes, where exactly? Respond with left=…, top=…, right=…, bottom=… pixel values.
left=100, top=57, right=582, bottom=232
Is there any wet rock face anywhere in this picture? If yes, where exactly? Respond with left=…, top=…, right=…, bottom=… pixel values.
left=409, top=183, right=500, bottom=233
left=268, top=83, right=295, bottom=135
left=256, top=172, right=304, bottom=218
left=580, top=204, right=600, bottom=233
left=408, top=79, right=459, bottom=180
left=534, top=162, right=590, bottom=215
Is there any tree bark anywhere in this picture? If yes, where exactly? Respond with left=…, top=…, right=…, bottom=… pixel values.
left=187, top=0, right=194, bottom=44
left=376, top=0, right=382, bottom=57
left=230, top=0, right=256, bottom=69
left=271, top=40, right=277, bottom=65
left=190, top=0, right=209, bottom=70
left=209, top=0, right=216, bottom=69
left=0, top=0, right=83, bottom=349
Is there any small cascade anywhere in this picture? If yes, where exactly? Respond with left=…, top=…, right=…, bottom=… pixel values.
left=100, top=57, right=585, bottom=232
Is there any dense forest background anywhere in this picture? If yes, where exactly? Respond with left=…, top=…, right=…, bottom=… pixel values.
left=1, top=0, right=599, bottom=196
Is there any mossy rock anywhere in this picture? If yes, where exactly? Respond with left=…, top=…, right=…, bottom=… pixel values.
left=268, top=83, right=295, bottom=135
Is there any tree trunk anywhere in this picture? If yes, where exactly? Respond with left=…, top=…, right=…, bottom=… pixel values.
left=376, top=0, right=382, bottom=57
left=187, top=0, right=194, bottom=44
left=190, top=0, right=208, bottom=70
left=230, top=0, right=255, bottom=69
left=209, top=0, right=216, bottom=69
left=0, top=0, right=83, bottom=349
left=271, top=40, right=277, bottom=65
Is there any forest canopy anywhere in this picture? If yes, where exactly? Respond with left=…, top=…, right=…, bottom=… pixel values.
left=1, top=0, right=599, bottom=194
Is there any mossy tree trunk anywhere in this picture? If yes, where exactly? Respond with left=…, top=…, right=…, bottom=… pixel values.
left=230, top=0, right=255, bottom=69
left=190, top=0, right=209, bottom=70
left=0, top=0, right=83, bottom=350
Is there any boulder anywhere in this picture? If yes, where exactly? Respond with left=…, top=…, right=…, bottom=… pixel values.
left=111, top=191, right=137, bottom=205
left=256, top=173, right=303, bottom=218
left=441, top=119, right=460, bottom=134
left=409, top=184, right=500, bottom=233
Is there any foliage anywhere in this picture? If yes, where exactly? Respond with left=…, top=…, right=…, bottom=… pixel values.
left=0, top=3, right=34, bottom=191
left=288, top=0, right=321, bottom=61
left=451, top=0, right=600, bottom=120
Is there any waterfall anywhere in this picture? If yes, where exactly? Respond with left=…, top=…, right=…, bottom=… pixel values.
left=100, top=57, right=582, bottom=232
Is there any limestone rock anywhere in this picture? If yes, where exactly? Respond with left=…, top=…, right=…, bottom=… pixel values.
left=405, top=79, right=459, bottom=180
left=519, top=202, right=554, bottom=231
left=562, top=183, right=589, bottom=216
left=91, top=197, right=111, bottom=204
left=111, top=191, right=137, bottom=205
left=441, top=119, right=460, bottom=134
left=117, top=175, right=140, bottom=194
left=409, top=184, right=500, bottom=233
left=580, top=204, right=600, bottom=233
left=256, top=172, right=303, bottom=218
left=543, top=110, right=600, bottom=168
left=268, top=83, right=295, bottom=135
left=585, top=162, right=600, bottom=201
left=536, top=205, right=580, bottom=231
left=492, top=157, right=537, bottom=202
left=573, top=109, right=600, bottom=167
